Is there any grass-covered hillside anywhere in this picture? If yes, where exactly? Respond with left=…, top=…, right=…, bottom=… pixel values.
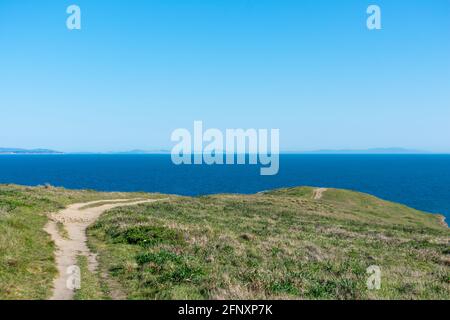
left=88, top=187, right=449, bottom=300
left=0, top=184, right=448, bottom=300
left=0, top=184, right=150, bottom=299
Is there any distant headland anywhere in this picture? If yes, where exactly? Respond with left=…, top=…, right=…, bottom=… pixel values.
left=1, top=147, right=446, bottom=155
left=0, top=148, right=63, bottom=155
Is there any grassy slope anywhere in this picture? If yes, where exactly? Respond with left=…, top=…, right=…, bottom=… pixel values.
left=0, top=184, right=149, bottom=299
left=88, top=187, right=449, bottom=300
left=0, top=184, right=448, bottom=300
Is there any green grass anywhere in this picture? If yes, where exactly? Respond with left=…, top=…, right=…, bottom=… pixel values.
left=88, top=187, right=449, bottom=300
left=0, top=184, right=150, bottom=300
left=1, top=184, right=448, bottom=300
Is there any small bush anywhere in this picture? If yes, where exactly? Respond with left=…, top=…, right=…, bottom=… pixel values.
left=111, top=226, right=185, bottom=247
left=136, top=250, right=182, bottom=265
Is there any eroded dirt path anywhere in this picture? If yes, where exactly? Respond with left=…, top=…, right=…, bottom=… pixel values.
left=313, top=188, right=328, bottom=200
left=44, top=198, right=161, bottom=300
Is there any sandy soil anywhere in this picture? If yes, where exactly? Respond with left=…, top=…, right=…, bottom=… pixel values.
left=44, top=199, right=161, bottom=300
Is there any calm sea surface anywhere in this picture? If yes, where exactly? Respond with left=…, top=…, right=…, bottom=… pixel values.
left=1, top=154, right=449, bottom=220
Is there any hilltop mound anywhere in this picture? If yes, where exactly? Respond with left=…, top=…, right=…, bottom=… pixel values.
left=88, top=187, right=449, bottom=300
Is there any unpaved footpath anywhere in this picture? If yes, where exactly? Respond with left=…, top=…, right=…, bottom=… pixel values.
left=44, top=198, right=161, bottom=300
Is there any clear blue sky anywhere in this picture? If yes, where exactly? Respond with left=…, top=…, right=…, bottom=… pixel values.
left=1, top=0, right=449, bottom=152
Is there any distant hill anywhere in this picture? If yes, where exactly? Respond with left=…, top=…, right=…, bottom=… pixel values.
left=109, top=149, right=171, bottom=154
left=0, top=147, right=435, bottom=155
left=301, top=148, right=429, bottom=154
left=0, top=148, right=63, bottom=154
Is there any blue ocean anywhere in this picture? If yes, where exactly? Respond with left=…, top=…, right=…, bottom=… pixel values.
left=0, top=154, right=449, bottom=220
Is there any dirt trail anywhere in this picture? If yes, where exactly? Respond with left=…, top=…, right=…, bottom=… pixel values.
left=44, top=198, right=162, bottom=300
left=312, top=188, right=328, bottom=200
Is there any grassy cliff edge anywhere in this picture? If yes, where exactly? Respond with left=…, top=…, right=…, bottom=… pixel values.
left=0, top=184, right=448, bottom=300
left=88, top=187, right=449, bottom=299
